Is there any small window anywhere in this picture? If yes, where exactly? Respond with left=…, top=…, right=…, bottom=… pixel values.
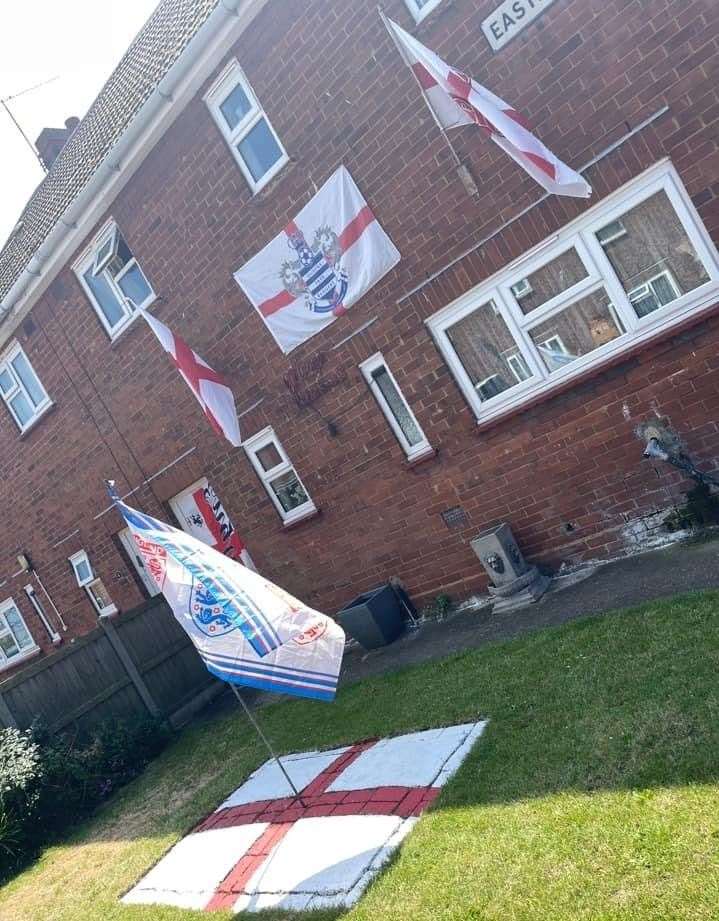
left=69, top=550, right=94, bottom=587
left=75, top=221, right=154, bottom=338
left=0, top=598, right=37, bottom=666
left=360, top=353, right=432, bottom=461
left=206, top=59, right=288, bottom=193
left=0, top=343, right=51, bottom=432
left=244, top=427, right=316, bottom=525
left=404, top=0, right=444, bottom=22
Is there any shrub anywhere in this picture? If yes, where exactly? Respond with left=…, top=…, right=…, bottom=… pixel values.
left=0, top=728, right=43, bottom=878
left=0, top=715, right=170, bottom=883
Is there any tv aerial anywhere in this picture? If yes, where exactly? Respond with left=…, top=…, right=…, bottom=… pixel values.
left=1, top=75, right=60, bottom=173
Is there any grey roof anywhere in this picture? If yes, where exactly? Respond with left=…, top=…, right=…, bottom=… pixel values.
left=0, top=0, right=220, bottom=303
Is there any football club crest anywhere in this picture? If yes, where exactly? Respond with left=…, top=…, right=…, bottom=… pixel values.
left=280, top=222, right=349, bottom=317
left=190, top=578, right=237, bottom=637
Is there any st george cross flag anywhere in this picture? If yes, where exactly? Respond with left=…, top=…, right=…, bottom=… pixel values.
left=235, top=166, right=400, bottom=354
left=111, top=491, right=345, bottom=700
left=140, top=310, right=242, bottom=447
left=382, top=14, right=591, bottom=199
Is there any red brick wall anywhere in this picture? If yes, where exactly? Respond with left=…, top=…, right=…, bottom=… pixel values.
left=1, top=0, right=718, bottom=670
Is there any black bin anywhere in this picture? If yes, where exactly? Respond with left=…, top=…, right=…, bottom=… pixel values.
left=337, top=584, right=405, bottom=650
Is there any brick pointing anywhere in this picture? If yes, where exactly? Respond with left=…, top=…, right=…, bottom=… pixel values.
left=0, top=0, right=718, bottom=668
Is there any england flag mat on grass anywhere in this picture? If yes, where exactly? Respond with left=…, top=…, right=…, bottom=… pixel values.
left=122, top=720, right=486, bottom=913
left=234, top=165, right=400, bottom=354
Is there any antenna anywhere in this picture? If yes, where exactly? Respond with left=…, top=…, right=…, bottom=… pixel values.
left=1, top=75, right=60, bottom=173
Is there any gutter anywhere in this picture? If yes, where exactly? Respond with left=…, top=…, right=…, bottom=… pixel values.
left=0, top=0, right=261, bottom=347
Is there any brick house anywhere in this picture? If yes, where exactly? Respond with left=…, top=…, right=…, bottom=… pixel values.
left=0, top=0, right=717, bottom=677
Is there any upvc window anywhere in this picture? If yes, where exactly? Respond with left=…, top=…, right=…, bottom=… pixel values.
left=0, top=343, right=51, bottom=432
left=69, top=550, right=117, bottom=616
left=206, top=59, right=288, bottom=193
left=0, top=598, right=37, bottom=666
left=404, top=0, right=444, bottom=22
left=69, top=550, right=94, bottom=587
left=244, top=426, right=316, bottom=525
left=428, top=162, right=719, bottom=425
left=75, top=221, right=154, bottom=339
left=360, top=353, right=432, bottom=460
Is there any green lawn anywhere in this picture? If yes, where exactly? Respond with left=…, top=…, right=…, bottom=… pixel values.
left=2, top=590, right=719, bottom=920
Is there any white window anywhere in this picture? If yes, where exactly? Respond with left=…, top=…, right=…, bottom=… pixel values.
left=0, top=343, right=51, bottom=432
left=74, top=220, right=155, bottom=339
left=205, top=59, right=288, bottom=193
left=244, top=427, right=316, bottom=525
left=69, top=550, right=117, bottom=616
left=69, top=550, right=94, bottom=587
left=404, top=0, right=444, bottom=22
left=361, top=353, right=432, bottom=460
left=118, top=528, right=161, bottom=598
left=0, top=598, right=37, bottom=667
left=428, top=162, right=719, bottom=425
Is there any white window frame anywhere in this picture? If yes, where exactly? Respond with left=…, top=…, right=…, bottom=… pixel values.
left=73, top=219, right=155, bottom=340
left=0, top=598, right=39, bottom=669
left=404, top=0, right=445, bottom=23
left=205, top=58, right=288, bottom=194
left=69, top=550, right=94, bottom=587
left=244, top=426, right=316, bottom=525
left=427, top=160, right=719, bottom=426
left=0, top=342, right=52, bottom=433
left=360, top=352, right=432, bottom=461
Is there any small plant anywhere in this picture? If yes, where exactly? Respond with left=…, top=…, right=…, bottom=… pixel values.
left=419, top=593, right=454, bottom=621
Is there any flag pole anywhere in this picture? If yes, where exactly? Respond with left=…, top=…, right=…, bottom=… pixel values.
left=230, top=684, right=307, bottom=807
left=377, top=6, right=465, bottom=172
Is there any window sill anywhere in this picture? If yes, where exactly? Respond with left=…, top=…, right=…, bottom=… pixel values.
left=282, top=507, right=321, bottom=531
left=0, top=646, right=41, bottom=674
left=108, top=299, right=156, bottom=349
left=18, top=402, right=56, bottom=440
left=405, top=446, right=437, bottom=468
left=475, top=296, right=719, bottom=434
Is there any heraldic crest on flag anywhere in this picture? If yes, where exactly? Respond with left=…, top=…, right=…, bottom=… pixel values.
left=111, top=490, right=345, bottom=700
left=235, top=165, right=400, bottom=354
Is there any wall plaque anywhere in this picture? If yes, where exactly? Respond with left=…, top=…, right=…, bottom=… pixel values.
left=481, top=0, right=560, bottom=52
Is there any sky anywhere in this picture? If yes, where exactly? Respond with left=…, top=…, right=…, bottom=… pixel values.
left=0, top=0, right=160, bottom=247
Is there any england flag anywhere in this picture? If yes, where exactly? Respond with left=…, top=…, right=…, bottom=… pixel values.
left=111, top=490, right=345, bottom=701
left=382, top=14, right=592, bottom=199
left=235, top=166, right=400, bottom=354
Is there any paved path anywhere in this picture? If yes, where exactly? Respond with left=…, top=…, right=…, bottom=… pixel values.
left=338, top=536, right=719, bottom=686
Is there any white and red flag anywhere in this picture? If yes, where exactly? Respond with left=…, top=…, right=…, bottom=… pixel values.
left=382, top=15, right=591, bottom=199
left=140, top=310, right=241, bottom=447
left=234, top=165, right=400, bottom=354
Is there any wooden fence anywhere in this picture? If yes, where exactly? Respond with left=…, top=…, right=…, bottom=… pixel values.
left=0, top=597, right=224, bottom=734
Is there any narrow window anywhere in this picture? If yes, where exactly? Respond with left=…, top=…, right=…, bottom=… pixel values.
left=75, top=221, right=154, bottom=339
left=360, top=353, right=431, bottom=460
left=244, top=427, right=316, bottom=525
left=0, top=598, right=37, bottom=667
left=206, top=59, right=288, bottom=193
left=404, top=0, right=445, bottom=22
left=0, top=343, right=51, bottom=432
left=69, top=550, right=117, bottom=616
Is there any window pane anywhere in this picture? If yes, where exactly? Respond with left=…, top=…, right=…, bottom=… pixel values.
left=511, top=249, right=589, bottom=314
left=528, top=289, right=624, bottom=372
left=4, top=607, right=32, bottom=650
left=10, top=352, right=44, bottom=407
left=220, top=82, right=252, bottom=131
left=0, top=368, right=14, bottom=394
left=269, top=469, right=309, bottom=513
left=117, top=263, right=151, bottom=307
left=9, top=391, right=33, bottom=426
left=0, top=629, right=19, bottom=659
left=83, top=268, right=126, bottom=329
left=597, top=190, right=710, bottom=317
left=75, top=559, right=92, bottom=584
left=256, top=442, right=283, bottom=471
left=237, top=118, right=283, bottom=183
left=371, top=366, right=423, bottom=447
left=446, top=300, right=526, bottom=402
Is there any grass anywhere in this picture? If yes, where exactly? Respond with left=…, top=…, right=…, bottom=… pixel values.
left=2, top=589, right=719, bottom=920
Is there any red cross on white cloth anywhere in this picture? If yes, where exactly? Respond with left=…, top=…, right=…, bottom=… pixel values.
left=140, top=309, right=242, bottom=447
left=122, top=721, right=486, bottom=914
